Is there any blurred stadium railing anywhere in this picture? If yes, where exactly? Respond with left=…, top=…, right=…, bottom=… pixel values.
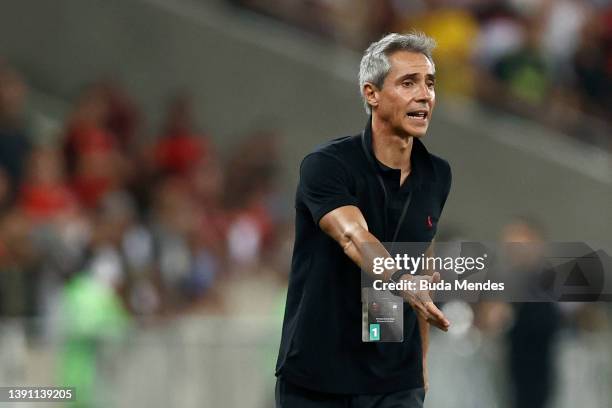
left=0, top=317, right=610, bottom=408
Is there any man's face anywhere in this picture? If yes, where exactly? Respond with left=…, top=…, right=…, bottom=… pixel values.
left=368, top=51, right=436, bottom=138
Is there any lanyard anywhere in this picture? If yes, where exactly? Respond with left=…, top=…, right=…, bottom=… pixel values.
left=361, top=132, right=413, bottom=245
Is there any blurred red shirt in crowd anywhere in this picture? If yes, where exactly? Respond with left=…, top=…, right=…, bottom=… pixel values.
left=64, top=86, right=126, bottom=208
left=18, top=148, right=78, bottom=222
left=153, top=95, right=211, bottom=175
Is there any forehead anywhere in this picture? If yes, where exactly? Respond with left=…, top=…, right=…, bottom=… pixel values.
left=386, top=51, right=435, bottom=78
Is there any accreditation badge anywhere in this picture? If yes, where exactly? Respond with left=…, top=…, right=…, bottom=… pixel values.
left=361, top=287, right=403, bottom=342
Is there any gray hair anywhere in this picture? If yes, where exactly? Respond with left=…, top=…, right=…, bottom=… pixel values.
left=359, top=32, right=436, bottom=114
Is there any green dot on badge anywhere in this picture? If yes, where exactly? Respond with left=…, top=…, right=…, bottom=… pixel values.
left=369, top=323, right=380, bottom=341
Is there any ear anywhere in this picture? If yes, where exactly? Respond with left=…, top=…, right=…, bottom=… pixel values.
left=363, top=83, right=379, bottom=111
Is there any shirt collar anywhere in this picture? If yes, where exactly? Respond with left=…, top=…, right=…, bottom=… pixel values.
left=362, top=116, right=436, bottom=184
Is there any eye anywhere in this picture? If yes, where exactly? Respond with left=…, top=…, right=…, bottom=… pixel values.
left=402, top=80, right=414, bottom=87
left=427, top=81, right=435, bottom=89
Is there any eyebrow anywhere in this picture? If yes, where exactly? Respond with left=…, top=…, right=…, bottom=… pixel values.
left=398, top=73, right=436, bottom=82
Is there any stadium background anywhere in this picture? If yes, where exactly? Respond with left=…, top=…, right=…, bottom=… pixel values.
left=0, top=0, right=611, bottom=406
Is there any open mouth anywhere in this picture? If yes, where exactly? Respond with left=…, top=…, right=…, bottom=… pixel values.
left=406, top=110, right=428, bottom=120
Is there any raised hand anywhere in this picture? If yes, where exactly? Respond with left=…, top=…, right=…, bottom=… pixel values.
left=401, top=272, right=450, bottom=331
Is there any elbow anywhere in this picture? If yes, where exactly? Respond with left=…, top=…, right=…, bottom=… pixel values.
left=340, top=222, right=365, bottom=253
left=318, top=207, right=369, bottom=252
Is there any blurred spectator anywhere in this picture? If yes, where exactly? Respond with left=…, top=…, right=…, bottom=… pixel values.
left=18, top=148, right=78, bottom=223
left=188, top=158, right=229, bottom=261
left=225, top=130, right=283, bottom=267
left=97, top=79, right=141, bottom=153
left=151, top=176, right=208, bottom=310
left=540, top=0, right=589, bottom=79
left=0, top=168, right=13, bottom=214
left=225, top=130, right=279, bottom=207
left=57, top=255, right=129, bottom=408
left=153, top=94, right=211, bottom=176
left=572, top=5, right=612, bottom=119
left=394, top=0, right=480, bottom=95
left=492, top=22, right=551, bottom=106
left=326, top=0, right=395, bottom=49
left=0, top=64, right=32, bottom=201
left=0, top=209, right=36, bottom=318
left=64, top=85, right=127, bottom=208
left=473, top=1, right=526, bottom=70
left=479, top=217, right=563, bottom=408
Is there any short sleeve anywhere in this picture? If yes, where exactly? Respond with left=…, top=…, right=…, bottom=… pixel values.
left=298, top=152, right=359, bottom=225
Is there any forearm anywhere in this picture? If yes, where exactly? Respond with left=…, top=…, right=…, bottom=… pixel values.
left=320, top=206, right=401, bottom=283
left=417, top=314, right=430, bottom=361
left=418, top=313, right=430, bottom=391
left=341, top=226, right=400, bottom=283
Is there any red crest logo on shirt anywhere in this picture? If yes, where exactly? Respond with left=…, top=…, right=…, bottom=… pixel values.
left=426, top=216, right=433, bottom=229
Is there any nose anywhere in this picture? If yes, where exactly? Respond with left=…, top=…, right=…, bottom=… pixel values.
left=415, top=83, right=432, bottom=103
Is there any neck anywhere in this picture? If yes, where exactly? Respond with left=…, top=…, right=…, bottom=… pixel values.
left=371, top=115, right=413, bottom=171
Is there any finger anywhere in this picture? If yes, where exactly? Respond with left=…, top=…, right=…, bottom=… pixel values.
left=425, top=302, right=450, bottom=330
left=415, top=302, right=447, bottom=331
left=431, top=271, right=441, bottom=283
left=425, top=302, right=444, bottom=319
left=425, top=302, right=448, bottom=325
left=414, top=303, right=432, bottom=322
left=427, top=315, right=449, bottom=331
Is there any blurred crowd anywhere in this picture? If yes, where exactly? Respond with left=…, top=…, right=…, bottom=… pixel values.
left=232, top=0, right=612, bottom=146
left=0, top=62, right=292, bottom=338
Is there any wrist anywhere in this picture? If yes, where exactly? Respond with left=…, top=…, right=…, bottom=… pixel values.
left=389, top=270, right=411, bottom=296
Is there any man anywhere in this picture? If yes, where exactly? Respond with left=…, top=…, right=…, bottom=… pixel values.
left=275, top=32, right=452, bottom=407
left=501, top=218, right=561, bottom=408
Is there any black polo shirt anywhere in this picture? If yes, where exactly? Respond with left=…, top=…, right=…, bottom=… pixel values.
left=275, top=117, right=452, bottom=394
